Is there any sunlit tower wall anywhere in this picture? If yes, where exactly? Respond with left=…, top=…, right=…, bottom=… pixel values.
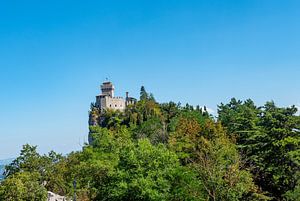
left=101, top=82, right=115, bottom=97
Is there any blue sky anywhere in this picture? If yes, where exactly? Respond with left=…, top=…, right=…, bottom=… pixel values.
left=1, top=0, right=300, bottom=159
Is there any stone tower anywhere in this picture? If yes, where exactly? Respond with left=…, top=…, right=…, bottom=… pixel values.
left=101, top=81, right=115, bottom=97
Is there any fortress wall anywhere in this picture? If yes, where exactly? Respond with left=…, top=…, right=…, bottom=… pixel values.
left=100, top=97, right=107, bottom=110
left=105, top=96, right=126, bottom=111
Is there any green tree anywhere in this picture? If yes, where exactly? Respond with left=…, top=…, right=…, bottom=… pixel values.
left=106, top=139, right=205, bottom=201
left=191, top=123, right=262, bottom=201
left=134, top=117, right=167, bottom=144
left=0, top=172, right=47, bottom=201
left=168, top=109, right=264, bottom=200
left=140, top=86, right=148, bottom=101
left=4, top=144, right=69, bottom=197
left=256, top=102, right=300, bottom=199
left=4, top=144, right=42, bottom=177
left=218, top=99, right=300, bottom=200
left=77, top=125, right=205, bottom=201
left=160, top=102, right=180, bottom=124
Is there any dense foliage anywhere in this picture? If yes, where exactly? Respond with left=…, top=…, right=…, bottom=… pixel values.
left=1, top=87, right=299, bottom=200
left=218, top=99, right=300, bottom=200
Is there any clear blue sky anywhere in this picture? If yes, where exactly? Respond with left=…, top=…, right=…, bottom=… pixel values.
left=1, top=0, right=300, bottom=159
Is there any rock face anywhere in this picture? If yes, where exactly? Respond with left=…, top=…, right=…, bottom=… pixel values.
left=47, top=191, right=70, bottom=201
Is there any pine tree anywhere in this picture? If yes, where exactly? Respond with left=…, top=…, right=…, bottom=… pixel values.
left=140, top=86, right=148, bottom=100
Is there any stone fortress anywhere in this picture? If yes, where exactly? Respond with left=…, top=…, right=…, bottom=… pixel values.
left=95, top=81, right=137, bottom=112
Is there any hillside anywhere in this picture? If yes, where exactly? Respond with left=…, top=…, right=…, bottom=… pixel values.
left=0, top=88, right=299, bottom=200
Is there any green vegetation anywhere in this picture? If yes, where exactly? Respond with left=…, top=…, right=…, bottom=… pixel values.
left=1, top=88, right=299, bottom=200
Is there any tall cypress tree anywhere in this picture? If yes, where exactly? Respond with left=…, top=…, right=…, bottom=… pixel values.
left=140, top=86, right=148, bottom=100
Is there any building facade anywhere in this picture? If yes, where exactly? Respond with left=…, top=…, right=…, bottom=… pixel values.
left=95, top=81, right=136, bottom=112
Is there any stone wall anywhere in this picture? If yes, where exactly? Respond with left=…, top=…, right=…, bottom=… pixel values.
left=104, top=96, right=126, bottom=111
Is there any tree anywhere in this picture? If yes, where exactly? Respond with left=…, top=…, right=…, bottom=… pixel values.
left=4, top=144, right=42, bottom=177
left=134, top=117, right=167, bottom=144
left=168, top=108, right=264, bottom=200
left=191, top=122, right=263, bottom=201
left=160, top=102, right=180, bottom=124
left=0, top=172, right=47, bottom=201
left=106, top=139, right=205, bottom=201
left=218, top=99, right=300, bottom=200
left=218, top=98, right=259, bottom=140
left=140, top=86, right=148, bottom=101
left=256, top=102, right=300, bottom=199
left=77, top=125, right=204, bottom=201
left=3, top=144, right=68, bottom=197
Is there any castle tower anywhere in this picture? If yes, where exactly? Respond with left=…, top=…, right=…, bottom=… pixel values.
left=94, top=81, right=136, bottom=112
left=101, top=82, right=115, bottom=97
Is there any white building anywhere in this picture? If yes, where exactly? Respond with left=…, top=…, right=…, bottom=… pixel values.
left=95, top=81, right=136, bottom=112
